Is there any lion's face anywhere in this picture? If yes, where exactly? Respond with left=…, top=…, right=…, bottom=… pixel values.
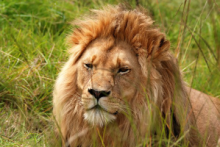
left=76, top=38, right=142, bottom=126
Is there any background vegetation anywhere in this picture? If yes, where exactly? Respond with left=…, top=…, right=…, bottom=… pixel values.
left=0, top=0, right=219, bottom=146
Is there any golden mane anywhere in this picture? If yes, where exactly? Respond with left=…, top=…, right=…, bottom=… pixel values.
left=68, top=5, right=170, bottom=62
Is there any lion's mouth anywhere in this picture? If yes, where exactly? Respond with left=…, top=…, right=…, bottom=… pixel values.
left=87, top=104, right=118, bottom=115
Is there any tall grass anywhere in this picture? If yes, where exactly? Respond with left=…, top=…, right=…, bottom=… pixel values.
left=0, top=0, right=219, bottom=146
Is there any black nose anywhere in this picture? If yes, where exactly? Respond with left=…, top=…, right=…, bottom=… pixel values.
left=88, top=89, right=111, bottom=101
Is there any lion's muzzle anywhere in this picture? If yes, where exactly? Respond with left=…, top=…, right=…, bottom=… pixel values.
left=83, top=87, right=119, bottom=126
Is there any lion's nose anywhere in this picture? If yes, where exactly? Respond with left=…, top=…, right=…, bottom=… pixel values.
left=88, top=89, right=111, bottom=101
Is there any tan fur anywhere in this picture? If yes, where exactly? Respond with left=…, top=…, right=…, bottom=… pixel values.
left=53, top=5, right=220, bottom=147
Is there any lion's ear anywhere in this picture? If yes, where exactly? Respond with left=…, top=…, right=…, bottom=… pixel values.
left=137, top=31, right=170, bottom=77
left=68, top=44, right=86, bottom=64
left=146, top=31, right=170, bottom=61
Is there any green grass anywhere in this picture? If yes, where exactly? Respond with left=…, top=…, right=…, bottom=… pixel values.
left=0, top=0, right=219, bottom=146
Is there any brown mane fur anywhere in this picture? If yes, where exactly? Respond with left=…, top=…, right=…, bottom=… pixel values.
left=53, top=5, right=220, bottom=147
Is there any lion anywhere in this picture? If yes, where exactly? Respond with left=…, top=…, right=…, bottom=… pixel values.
left=53, top=5, right=220, bottom=147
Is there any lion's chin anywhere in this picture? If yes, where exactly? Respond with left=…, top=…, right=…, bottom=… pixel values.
left=84, top=109, right=116, bottom=127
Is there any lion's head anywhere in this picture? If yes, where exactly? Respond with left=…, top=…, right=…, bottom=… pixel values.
left=53, top=5, right=197, bottom=147
left=77, top=38, right=144, bottom=126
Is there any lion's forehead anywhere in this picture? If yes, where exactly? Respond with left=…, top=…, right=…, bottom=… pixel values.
left=81, top=39, right=139, bottom=70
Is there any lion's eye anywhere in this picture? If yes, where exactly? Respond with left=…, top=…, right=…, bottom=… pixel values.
left=84, top=63, right=93, bottom=69
left=118, top=68, right=130, bottom=74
